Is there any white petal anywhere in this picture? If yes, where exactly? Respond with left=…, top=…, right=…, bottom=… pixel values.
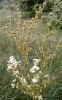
left=31, top=78, right=38, bottom=83
left=11, top=83, right=15, bottom=88
left=12, top=79, right=16, bottom=82
left=44, top=74, right=49, bottom=77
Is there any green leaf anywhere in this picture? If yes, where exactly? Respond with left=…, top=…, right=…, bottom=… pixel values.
left=60, top=4, right=62, bottom=9
left=55, top=7, right=60, bottom=12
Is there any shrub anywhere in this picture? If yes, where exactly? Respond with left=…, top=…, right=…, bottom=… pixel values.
left=2, top=2, right=62, bottom=100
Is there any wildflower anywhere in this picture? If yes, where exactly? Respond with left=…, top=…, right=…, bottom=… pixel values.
left=31, top=74, right=39, bottom=83
left=31, top=77, right=38, bottom=83
left=12, top=79, right=16, bottom=82
left=30, top=65, right=40, bottom=73
left=8, top=56, right=15, bottom=63
left=33, top=59, right=40, bottom=65
left=13, top=71, right=20, bottom=76
left=16, top=83, right=19, bottom=88
left=44, top=74, right=49, bottom=78
left=35, top=74, right=39, bottom=79
left=28, top=85, right=31, bottom=89
left=49, top=12, right=53, bottom=17
left=38, top=95, right=43, bottom=100
left=43, top=2, right=46, bottom=7
left=7, top=56, right=21, bottom=68
left=20, top=77, right=27, bottom=84
left=7, top=66, right=13, bottom=72
left=11, top=83, right=15, bottom=88
left=30, top=59, right=40, bottom=73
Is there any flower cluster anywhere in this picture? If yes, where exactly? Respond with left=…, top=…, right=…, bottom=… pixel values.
left=38, top=95, right=43, bottom=100
left=7, top=55, right=53, bottom=100
left=7, top=57, right=44, bottom=100
left=30, top=59, right=40, bottom=73
left=7, top=56, right=21, bottom=72
left=31, top=74, right=39, bottom=83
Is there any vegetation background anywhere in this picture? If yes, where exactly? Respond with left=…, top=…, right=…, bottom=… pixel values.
left=0, top=0, right=62, bottom=100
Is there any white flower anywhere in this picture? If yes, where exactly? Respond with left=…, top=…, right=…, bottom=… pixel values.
left=9, top=56, right=15, bottom=63
left=12, top=79, right=16, bottom=82
left=16, top=83, right=19, bottom=88
left=30, top=65, right=40, bottom=73
left=38, top=95, right=43, bottom=100
left=28, top=85, right=31, bottom=89
left=31, top=77, right=38, bottom=83
left=11, top=83, right=15, bottom=88
left=44, top=74, right=49, bottom=78
left=23, top=78, right=26, bottom=83
left=7, top=56, right=21, bottom=68
left=33, top=59, right=40, bottom=65
left=20, top=77, right=27, bottom=84
left=13, top=70, right=20, bottom=75
left=7, top=66, right=13, bottom=72
left=31, top=74, right=39, bottom=83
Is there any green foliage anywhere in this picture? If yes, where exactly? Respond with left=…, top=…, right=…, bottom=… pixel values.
left=22, top=11, right=35, bottom=18
left=40, top=0, right=62, bottom=29
left=53, top=0, right=62, bottom=29
left=18, top=0, right=44, bottom=17
left=43, top=0, right=54, bottom=12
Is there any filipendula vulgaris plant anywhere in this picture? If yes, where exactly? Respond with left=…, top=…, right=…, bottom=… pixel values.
left=3, top=2, right=62, bottom=100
